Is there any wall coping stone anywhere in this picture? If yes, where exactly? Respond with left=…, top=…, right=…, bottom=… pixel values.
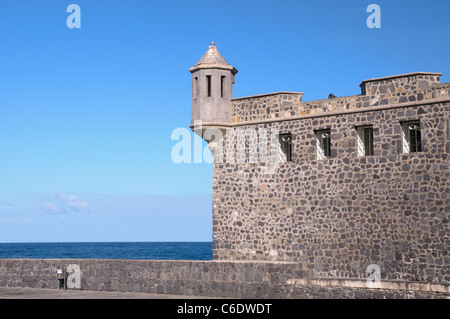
left=359, top=72, right=443, bottom=87
left=231, top=91, right=304, bottom=101
left=289, top=278, right=450, bottom=294
left=190, top=95, right=450, bottom=129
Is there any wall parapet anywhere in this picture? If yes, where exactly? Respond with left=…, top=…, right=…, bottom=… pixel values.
left=0, top=259, right=448, bottom=299
left=231, top=81, right=450, bottom=124
left=360, top=72, right=442, bottom=95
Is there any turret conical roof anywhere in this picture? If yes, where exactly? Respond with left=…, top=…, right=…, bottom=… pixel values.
left=189, top=42, right=238, bottom=74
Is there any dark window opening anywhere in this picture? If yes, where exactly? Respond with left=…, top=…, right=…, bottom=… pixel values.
left=364, top=127, right=374, bottom=156
left=278, top=133, right=292, bottom=162
left=402, top=121, right=422, bottom=153
left=316, top=129, right=331, bottom=160
left=206, top=75, right=211, bottom=97
left=409, top=122, right=422, bottom=152
left=447, top=117, right=450, bottom=141
left=194, top=77, right=198, bottom=100
left=221, top=76, right=226, bottom=98
left=357, top=126, right=374, bottom=156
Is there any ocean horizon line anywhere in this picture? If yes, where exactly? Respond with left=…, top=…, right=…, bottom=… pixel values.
left=0, top=240, right=212, bottom=244
left=0, top=242, right=213, bottom=260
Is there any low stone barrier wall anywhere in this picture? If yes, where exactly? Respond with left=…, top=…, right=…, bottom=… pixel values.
left=0, top=259, right=448, bottom=299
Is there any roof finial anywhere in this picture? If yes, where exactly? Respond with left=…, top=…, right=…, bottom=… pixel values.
left=211, top=41, right=215, bottom=46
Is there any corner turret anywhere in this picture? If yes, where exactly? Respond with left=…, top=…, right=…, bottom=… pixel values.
left=189, top=42, right=238, bottom=132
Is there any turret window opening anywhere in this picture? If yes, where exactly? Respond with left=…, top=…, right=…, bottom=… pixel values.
left=206, top=75, right=211, bottom=97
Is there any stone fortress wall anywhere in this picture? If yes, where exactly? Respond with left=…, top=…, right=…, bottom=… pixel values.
left=212, top=73, right=450, bottom=284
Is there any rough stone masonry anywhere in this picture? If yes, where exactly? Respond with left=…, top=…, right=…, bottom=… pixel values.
left=190, top=43, right=449, bottom=285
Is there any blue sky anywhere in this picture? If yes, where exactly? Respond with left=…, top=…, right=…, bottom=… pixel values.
left=0, top=0, right=449, bottom=242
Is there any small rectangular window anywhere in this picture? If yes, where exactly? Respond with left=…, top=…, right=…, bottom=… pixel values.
left=447, top=117, right=450, bottom=153
left=206, top=75, right=211, bottom=97
left=356, top=126, right=374, bottom=156
left=221, top=76, right=226, bottom=98
left=402, top=121, right=422, bottom=153
left=447, top=117, right=450, bottom=141
left=278, top=133, right=292, bottom=162
left=316, top=129, right=331, bottom=160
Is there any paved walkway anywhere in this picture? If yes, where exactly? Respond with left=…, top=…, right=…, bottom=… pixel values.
left=0, top=287, right=215, bottom=299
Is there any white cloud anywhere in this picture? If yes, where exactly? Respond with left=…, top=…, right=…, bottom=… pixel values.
left=59, top=193, right=89, bottom=211
left=42, top=193, right=89, bottom=214
left=43, top=203, right=61, bottom=214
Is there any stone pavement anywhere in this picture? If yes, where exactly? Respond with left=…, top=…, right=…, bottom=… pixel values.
left=0, top=287, right=216, bottom=299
